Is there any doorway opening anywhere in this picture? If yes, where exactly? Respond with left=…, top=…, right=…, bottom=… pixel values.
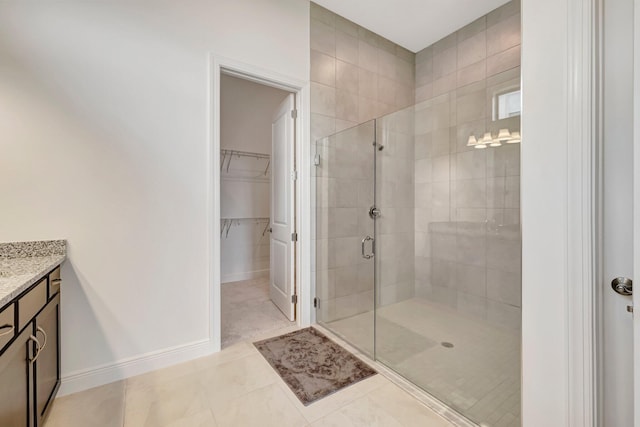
left=219, top=72, right=298, bottom=348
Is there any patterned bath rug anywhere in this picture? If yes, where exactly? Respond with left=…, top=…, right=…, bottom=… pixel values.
left=254, top=327, right=377, bottom=405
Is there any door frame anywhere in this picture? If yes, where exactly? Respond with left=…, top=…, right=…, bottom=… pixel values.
left=208, top=55, right=312, bottom=351
left=522, top=0, right=603, bottom=425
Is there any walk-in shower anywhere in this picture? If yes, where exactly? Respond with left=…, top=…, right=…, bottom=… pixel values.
left=312, top=65, right=521, bottom=427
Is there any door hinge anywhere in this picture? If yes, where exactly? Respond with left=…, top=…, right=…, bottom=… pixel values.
left=291, top=294, right=298, bottom=304
left=291, top=109, right=298, bottom=119
left=313, top=297, right=319, bottom=308
left=314, top=154, right=321, bottom=166
left=291, top=232, right=298, bottom=242
left=291, top=170, right=297, bottom=181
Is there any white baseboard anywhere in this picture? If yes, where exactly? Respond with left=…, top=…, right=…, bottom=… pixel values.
left=221, top=269, right=269, bottom=284
left=58, top=338, right=215, bottom=396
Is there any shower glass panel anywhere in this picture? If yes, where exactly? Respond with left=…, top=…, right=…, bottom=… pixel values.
left=314, top=67, right=521, bottom=427
left=314, top=120, right=376, bottom=358
left=375, top=75, right=522, bottom=426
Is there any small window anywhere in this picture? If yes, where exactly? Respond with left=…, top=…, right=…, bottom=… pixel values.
left=494, top=89, right=521, bottom=120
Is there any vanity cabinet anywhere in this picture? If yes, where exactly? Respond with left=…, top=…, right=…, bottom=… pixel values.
left=0, top=266, right=61, bottom=427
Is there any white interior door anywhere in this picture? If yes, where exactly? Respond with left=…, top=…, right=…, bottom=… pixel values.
left=270, top=93, right=295, bottom=321
left=603, top=0, right=634, bottom=424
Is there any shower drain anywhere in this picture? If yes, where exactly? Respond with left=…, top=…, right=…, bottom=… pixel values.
left=441, top=342, right=454, bottom=348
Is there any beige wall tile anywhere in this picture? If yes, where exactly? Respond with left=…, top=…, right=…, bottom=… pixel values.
left=457, top=60, right=487, bottom=88
left=395, top=82, right=414, bottom=108
left=311, top=19, right=335, bottom=56
left=358, top=97, right=377, bottom=122
left=432, top=32, right=457, bottom=55
left=456, top=149, right=487, bottom=179
left=358, top=67, right=378, bottom=99
left=433, top=46, right=457, bottom=79
left=336, top=60, right=359, bottom=93
left=377, top=48, right=396, bottom=79
left=377, top=75, right=396, bottom=105
left=358, top=40, right=378, bottom=72
left=486, top=13, right=521, bottom=57
left=335, top=89, right=359, bottom=122
left=456, top=178, right=486, bottom=208
left=457, top=30, right=486, bottom=69
left=457, top=88, right=486, bottom=123
left=311, top=113, right=335, bottom=143
left=432, top=73, right=457, bottom=97
left=336, top=30, right=359, bottom=65
left=311, top=50, right=336, bottom=86
left=310, top=3, right=335, bottom=27
left=378, top=36, right=397, bottom=55
left=311, top=82, right=336, bottom=117
left=458, top=16, right=487, bottom=42
left=395, top=58, right=414, bottom=83
left=396, top=45, right=415, bottom=63
left=335, top=14, right=358, bottom=37
left=456, top=263, right=487, bottom=297
left=415, top=84, right=433, bottom=102
left=358, top=26, right=380, bottom=46
left=487, top=0, right=521, bottom=28
left=486, top=44, right=521, bottom=76
left=487, top=268, right=521, bottom=307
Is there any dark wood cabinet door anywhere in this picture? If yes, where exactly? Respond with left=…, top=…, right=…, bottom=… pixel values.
left=34, top=293, right=60, bottom=426
left=0, top=327, right=33, bottom=427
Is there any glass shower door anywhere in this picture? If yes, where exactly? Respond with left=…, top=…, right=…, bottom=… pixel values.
left=314, top=120, right=376, bottom=357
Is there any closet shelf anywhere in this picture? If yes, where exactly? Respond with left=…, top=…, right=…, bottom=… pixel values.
left=221, top=149, right=271, bottom=177
left=221, top=217, right=271, bottom=238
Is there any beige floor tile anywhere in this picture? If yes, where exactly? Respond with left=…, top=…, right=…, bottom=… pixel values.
left=212, top=383, right=307, bottom=427
left=44, top=381, right=125, bottom=427
left=124, top=371, right=210, bottom=427
left=367, top=383, right=453, bottom=427
left=191, top=340, right=257, bottom=371
left=278, top=373, right=389, bottom=423
left=309, top=395, right=406, bottom=427
left=162, top=409, right=218, bottom=427
left=199, top=353, right=280, bottom=413
left=222, top=278, right=295, bottom=348
left=126, top=358, right=199, bottom=391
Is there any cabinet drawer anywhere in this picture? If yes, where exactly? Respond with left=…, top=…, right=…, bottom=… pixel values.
left=0, top=305, right=14, bottom=351
left=49, top=267, right=61, bottom=297
left=18, top=279, right=46, bottom=331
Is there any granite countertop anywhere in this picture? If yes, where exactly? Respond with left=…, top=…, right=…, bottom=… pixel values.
left=0, top=240, right=66, bottom=308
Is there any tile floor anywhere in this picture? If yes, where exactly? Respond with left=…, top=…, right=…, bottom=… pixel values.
left=325, top=298, right=521, bottom=427
left=43, top=325, right=455, bottom=427
left=221, top=277, right=295, bottom=348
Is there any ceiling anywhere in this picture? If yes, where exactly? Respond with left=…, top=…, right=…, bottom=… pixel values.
left=312, top=0, right=512, bottom=53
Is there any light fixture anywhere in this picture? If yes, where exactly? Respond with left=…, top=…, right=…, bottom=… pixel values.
left=468, top=128, right=521, bottom=149
left=497, top=128, right=511, bottom=141
left=507, top=131, right=521, bottom=144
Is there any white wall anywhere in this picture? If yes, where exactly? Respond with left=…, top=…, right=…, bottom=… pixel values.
left=220, top=75, right=289, bottom=282
left=221, top=74, right=290, bottom=153
left=521, top=0, right=569, bottom=425
left=0, top=0, right=309, bottom=393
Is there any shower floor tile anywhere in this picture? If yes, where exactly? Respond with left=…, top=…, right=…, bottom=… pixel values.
left=324, top=298, right=521, bottom=427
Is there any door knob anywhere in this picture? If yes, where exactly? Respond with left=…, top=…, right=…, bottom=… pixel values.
left=611, top=277, right=633, bottom=296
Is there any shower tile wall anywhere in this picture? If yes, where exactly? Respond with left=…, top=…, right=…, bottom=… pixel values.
left=310, top=3, right=415, bottom=145
left=413, top=0, right=522, bottom=326
left=311, top=2, right=416, bottom=323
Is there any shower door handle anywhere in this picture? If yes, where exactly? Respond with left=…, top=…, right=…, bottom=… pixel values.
left=361, top=236, right=374, bottom=259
